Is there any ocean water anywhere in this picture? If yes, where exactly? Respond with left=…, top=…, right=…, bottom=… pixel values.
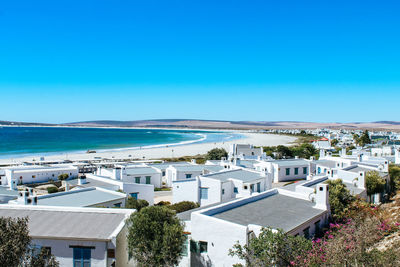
left=0, top=127, right=242, bottom=158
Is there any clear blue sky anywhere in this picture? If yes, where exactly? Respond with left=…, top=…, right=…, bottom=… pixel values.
left=1, top=0, right=399, bottom=123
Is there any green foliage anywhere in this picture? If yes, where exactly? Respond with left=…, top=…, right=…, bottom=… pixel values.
left=127, top=206, right=185, bottom=267
left=168, top=201, right=199, bottom=213
left=206, top=148, right=228, bottom=160
left=229, top=227, right=312, bottom=267
left=356, top=130, right=372, bottom=147
left=262, top=144, right=318, bottom=159
left=47, top=187, right=59, bottom=194
left=125, top=197, right=149, bottom=211
left=330, top=139, right=339, bottom=147
left=154, top=187, right=171, bottom=191
left=389, top=164, right=400, bottom=192
left=57, top=173, right=69, bottom=181
left=0, top=217, right=58, bottom=267
left=155, top=201, right=171, bottom=206
left=366, top=170, right=386, bottom=196
left=326, top=179, right=354, bottom=220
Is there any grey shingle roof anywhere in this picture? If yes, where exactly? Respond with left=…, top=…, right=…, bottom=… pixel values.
left=0, top=206, right=129, bottom=241
left=37, top=188, right=125, bottom=207
left=202, top=169, right=264, bottom=183
left=272, top=159, right=309, bottom=167
left=212, top=193, right=325, bottom=232
left=125, top=167, right=159, bottom=175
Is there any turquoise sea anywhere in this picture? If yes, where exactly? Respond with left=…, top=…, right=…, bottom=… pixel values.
left=0, top=127, right=243, bottom=159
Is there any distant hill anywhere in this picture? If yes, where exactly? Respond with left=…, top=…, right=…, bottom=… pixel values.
left=2, top=119, right=400, bottom=130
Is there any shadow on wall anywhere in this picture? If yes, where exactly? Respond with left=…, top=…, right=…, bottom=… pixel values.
left=191, top=253, right=212, bottom=267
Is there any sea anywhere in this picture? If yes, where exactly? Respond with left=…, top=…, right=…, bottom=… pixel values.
left=0, top=127, right=243, bottom=159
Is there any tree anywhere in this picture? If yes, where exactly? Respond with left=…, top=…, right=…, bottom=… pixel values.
left=330, top=139, right=339, bottom=147
left=389, top=164, right=400, bottom=192
left=365, top=170, right=386, bottom=196
left=357, top=130, right=371, bottom=147
left=206, top=148, right=228, bottom=160
left=229, top=227, right=311, bottom=267
left=0, top=217, right=58, bottom=267
left=125, top=197, right=149, bottom=211
left=57, top=173, right=69, bottom=181
left=127, top=206, right=185, bottom=267
left=276, top=145, right=293, bottom=159
left=326, top=179, right=354, bottom=220
left=168, top=201, right=199, bottom=213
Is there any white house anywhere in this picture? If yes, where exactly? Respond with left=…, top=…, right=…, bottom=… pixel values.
left=312, top=137, right=331, bottom=150
left=228, top=144, right=267, bottom=160
left=166, top=164, right=225, bottom=187
left=71, top=174, right=155, bottom=205
left=4, top=165, right=78, bottom=186
left=254, top=159, right=310, bottom=183
left=177, top=185, right=330, bottom=267
left=172, top=169, right=272, bottom=206
left=10, top=187, right=128, bottom=208
left=0, top=205, right=134, bottom=267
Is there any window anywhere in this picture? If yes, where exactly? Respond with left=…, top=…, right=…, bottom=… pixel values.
left=73, top=247, right=91, bottom=267
left=222, top=189, right=225, bottom=195
left=199, top=241, right=208, bottom=253
left=303, top=227, right=310, bottom=239
left=181, top=235, right=189, bottom=256
left=257, top=182, right=261, bottom=193
left=200, top=188, right=208, bottom=199
left=162, top=171, right=166, bottom=176
left=294, top=168, right=299, bottom=175
left=186, top=174, right=192, bottom=179
left=234, top=187, right=238, bottom=193
left=130, top=193, right=138, bottom=199
left=317, top=167, right=321, bottom=174
left=303, top=167, right=307, bottom=174
left=250, top=184, right=254, bottom=192
left=32, top=175, right=36, bottom=178
left=114, top=203, right=121, bottom=208
left=145, top=176, right=151, bottom=184
left=135, top=177, right=140, bottom=184
left=107, top=249, right=115, bottom=258
left=285, top=168, right=290, bottom=176
left=314, top=220, right=321, bottom=236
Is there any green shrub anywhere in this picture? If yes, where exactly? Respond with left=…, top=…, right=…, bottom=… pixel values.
left=47, top=187, right=59, bottom=194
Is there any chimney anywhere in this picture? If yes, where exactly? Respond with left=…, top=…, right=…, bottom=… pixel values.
left=319, top=149, right=325, bottom=159
left=235, top=158, right=241, bottom=166
left=65, top=181, right=70, bottom=191
left=191, top=159, right=197, bottom=164
left=395, top=149, right=400, bottom=165
left=341, top=148, right=346, bottom=157
left=10, top=179, right=17, bottom=191
left=310, top=156, right=315, bottom=161
left=357, top=153, right=363, bottom=162
left=315, top=184, right=330, bottom=211
left=113, top=167, right=121, bottom=180
left=78, top=175, right=87, bottom=185
left=383, top=161, right=389, bottom=173
left=17, top=190, right=29, bottom=205
left=356, top=172, right=365, bottom=189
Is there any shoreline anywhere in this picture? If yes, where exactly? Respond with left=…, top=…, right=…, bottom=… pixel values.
left=0, top=131, right=296, bottom=164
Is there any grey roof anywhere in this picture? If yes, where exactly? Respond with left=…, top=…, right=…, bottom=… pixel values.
left=172, top=165, right=207, bottom=172
left=202, top=169, right=264, bottom=183
left=0, top=186, right=19, bottom=197
left=313, top=160, right=338, bottom=169
left=203, top=165, right=225, bottom=173
left=272, top=159, right=309, bottom=167
left=149, top=162, right=192, bottom=170
left=212, top=193, right=325, bottom=232
left=346, top=165, right=387, bottom=176
left=237, top=160, right=258, bottom=169
left=37, top=188, right=125, bottom=207
left=68, top=178, right=118, bottom=190
left=0, top=207, right=128, bottom=241
left=125, top=167, right=159, bottom=175
left=343, top=182, right=366, bottom=196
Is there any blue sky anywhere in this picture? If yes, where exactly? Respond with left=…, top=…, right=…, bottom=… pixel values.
left=0, top=0, right=399, bottom=123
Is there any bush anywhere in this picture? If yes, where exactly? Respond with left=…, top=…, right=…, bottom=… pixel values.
left=326, top=179, right=354, bottom=220
left=47, top=187, right=59, bottom=194
left=206, top=148, right=228, bottom=160
left=169, top=201, right=199, bottom=213
left=366, top=171, right=386, bottom=196
left=125, top=197, right=149, bottom=211
left=155, top=201, right=171, bottom=206
left=57, top=174, right=69, bottom=181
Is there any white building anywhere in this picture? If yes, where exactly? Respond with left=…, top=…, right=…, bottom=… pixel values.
left=166, top=164, right=225, bottom=187
left=254, top=159, right=310, bottom=183
left=177, top=185, right=330, bottom=267
left=10, top=186, right=128, bottom=208
left=312, top=137, right=332, bottom=150
left=0, top=205, right=134, bottom=267
left=228, top=144, right=267, bottom=160
left=3, top=165, right=78, bottom=186
left=172, top=169, right=272, bottom=206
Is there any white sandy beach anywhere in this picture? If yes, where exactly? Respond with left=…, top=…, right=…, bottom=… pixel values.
left=0, top=132, right=297, bottom=164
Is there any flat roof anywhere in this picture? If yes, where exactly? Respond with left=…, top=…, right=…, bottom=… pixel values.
left=202, top=169, right=264, bottom=183
left=37, top=188, right=125, bottom=207
left=313, top=160, right=338, bottom=169
left=211, top=193, right=325, bottom=232
left=125, top=167, right=159, bottom=175
left=272, top=159, right=309, bottom=167
left=346, top=165, right=386, bottom=176
left=0, top=186, right=19, bottom=196
left=148, top=162, right=192, bottom=169
left=0, top=205, right=130, bottom=241
left=68, top=178, right=118, bottom=190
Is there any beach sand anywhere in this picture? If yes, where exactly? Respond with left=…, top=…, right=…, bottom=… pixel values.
left=0, top=132, right=297, bottom=164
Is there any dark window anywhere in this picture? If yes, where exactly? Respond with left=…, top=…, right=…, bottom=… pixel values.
left=199, top=241, right=208, bottom=253
left=303, top=167, right=307, bottom=174
left=73, top=247, right=91, bottom=267
left=234, top=187, right=238, bottom=193
left=294, top=168, right=299, bottom=175
left=285, top=168, right=290, bottom=175
left=186, top=174, right=192, bottom=179
left=107, top=249, right=115, bottom=258
left=303, top=227, right=310, bottom=239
